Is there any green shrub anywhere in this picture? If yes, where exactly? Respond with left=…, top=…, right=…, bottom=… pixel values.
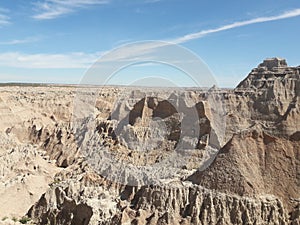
left=19, top=216, right=31, bottom=224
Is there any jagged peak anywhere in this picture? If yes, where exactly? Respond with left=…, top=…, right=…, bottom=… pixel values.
left=258, top=57, right=287, bottom=70
left=236, top=58, right=299, bottom=90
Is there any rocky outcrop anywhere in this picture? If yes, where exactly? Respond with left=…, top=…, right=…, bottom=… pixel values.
left=227, top=58, right=300, bottom=138
left=28, top=186, right=93, bottom=225
left=185, top=58, right=300, bottom=223
left=28, top=123, right=79, bottom=168
left=28, top=172, right=295, bottom=225
left=113, top=184, right=291, bottom=225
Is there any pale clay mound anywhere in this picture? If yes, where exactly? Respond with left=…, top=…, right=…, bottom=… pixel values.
left=0, top=58, right=299, bottom=224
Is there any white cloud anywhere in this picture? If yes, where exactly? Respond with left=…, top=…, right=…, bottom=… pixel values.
left=0, top=8, right=10, bottom=26
left=33, top=0, right=110, bottom=20
left=0, top=36, right=42, bottom=45
left=0, top=52, right=102, bottom=68
left=0, top=42, right=164, bottom=69
left=171, top=8, right=300, bottom=44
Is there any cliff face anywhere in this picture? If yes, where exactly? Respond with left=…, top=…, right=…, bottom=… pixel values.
left=229, top=58, right=300, bottom=137
left=0, top=58, right=299, bottom=224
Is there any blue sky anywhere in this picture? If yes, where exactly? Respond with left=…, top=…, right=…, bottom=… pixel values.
left=0, top=0, right=300, bottom=87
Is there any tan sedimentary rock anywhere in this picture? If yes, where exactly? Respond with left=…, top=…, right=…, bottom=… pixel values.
left=0, top=58, right=299, bottom=224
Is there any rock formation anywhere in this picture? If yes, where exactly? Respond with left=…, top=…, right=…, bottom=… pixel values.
left=0, top=58, right=299, bottom=224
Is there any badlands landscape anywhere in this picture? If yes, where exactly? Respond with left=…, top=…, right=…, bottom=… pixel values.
left=0, top=58, right=299, bottom=225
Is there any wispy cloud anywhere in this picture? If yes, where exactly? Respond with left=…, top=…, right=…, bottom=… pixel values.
left=0, top=8, right=10, bottom=26
left=0, top=36, right=42, bottom=45
left=0, top=52, right=102, bottom=68
left=143, top=0, right=162, bottom=3
left=0, top=7, right=9, bottom=13
left=32, top=0, right=110, bottom=20
left=1, top=8, right=300, bottom=72
left=171, top=8, right=300, bottom=44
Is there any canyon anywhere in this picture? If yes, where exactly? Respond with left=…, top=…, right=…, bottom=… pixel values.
left=0, top=58, right=299, bottom=224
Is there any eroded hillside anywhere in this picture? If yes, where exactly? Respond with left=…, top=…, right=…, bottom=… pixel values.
left=0, top=58, right=299, bottom=225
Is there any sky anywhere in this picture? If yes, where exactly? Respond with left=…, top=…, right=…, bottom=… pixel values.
left=0, top=0, right=300, bottom=87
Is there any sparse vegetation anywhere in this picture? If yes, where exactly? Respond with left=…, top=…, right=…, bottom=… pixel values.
left=49, top=178, right=62, bottom=187
left=19, top=216, right=31, bottom=224
left=1, top=216, right=33, bottom=224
